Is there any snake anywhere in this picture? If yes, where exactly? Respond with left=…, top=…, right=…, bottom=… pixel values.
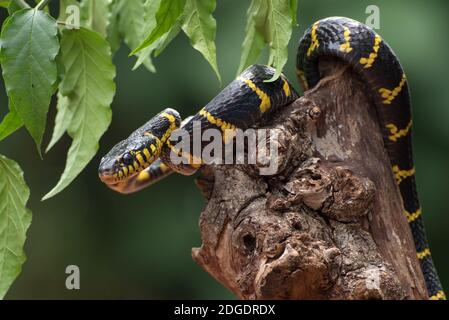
left=98, top=17, right=444, bottom=299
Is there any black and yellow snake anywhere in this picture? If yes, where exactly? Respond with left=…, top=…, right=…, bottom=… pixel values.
left=99, top=17, right=444, bottom=299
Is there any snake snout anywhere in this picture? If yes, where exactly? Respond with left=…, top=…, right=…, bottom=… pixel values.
left=98, top=157, right=117, bottom=182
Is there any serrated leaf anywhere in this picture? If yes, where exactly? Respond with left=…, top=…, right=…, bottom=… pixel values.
left=237, top=0, right=268, bottom=74
left=0, top=99, right=22, bottom=142
left=131, top=0, right=185, bottom=55
left=132, top=0, right=177, bottom=71
left=153, top=21, right=181, bottom=57
left=80, top=0, right=112, bottom=38
left=0, top=9, right=59, bottom=154
left=265, top=0, right=293, bottom=81
left=0, top=154, right=32, bottom=299
left=131, top=0, right=162, bottom=71
left=237, top=0, right=295, bottom=81
left=45, top=43, right=70, bottom=153
left=119, top=0, right=157, bottom=72
left=0, top=111, right=22, bottom=142
left=182, top=0, right=220, bottom=83
left=133, top=19, right=181, bottom=71
left=43, top=28, right=115, bottom=200
left=45, top=93, right=73, bottom=152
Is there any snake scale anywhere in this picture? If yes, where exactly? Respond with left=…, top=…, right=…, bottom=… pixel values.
left=99, top=17, right=444, bottom=299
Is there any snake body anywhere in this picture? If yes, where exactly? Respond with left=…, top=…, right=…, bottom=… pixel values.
left=99, top=17, right=444, bottom=299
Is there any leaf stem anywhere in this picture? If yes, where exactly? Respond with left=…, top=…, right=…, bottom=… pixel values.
left=36, top=0, right=51, bottom=10
left=13, top=0, right=31, bottom=9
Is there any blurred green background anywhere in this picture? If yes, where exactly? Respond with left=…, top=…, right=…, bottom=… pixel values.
left=0, top=0, right=448, bottom=299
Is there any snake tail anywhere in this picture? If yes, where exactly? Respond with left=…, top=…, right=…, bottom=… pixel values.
left=297, top=16, right=444, bottom=299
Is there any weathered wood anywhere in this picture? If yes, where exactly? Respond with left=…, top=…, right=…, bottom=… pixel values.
left=192, top=58, right=428, bottom=300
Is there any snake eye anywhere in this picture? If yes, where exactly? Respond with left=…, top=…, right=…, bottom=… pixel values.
left=122, top=153, right=134, bottom=165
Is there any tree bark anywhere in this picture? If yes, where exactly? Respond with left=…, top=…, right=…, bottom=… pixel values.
left=191, top=58, right=428, bottom=300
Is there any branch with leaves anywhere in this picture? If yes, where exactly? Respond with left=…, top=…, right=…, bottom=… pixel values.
left=0, top=0, right=298, bottom=299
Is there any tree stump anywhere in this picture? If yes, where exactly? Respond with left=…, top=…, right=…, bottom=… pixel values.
left=192, top=58, right=428, bottom=300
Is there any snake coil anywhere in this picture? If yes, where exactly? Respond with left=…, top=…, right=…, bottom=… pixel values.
left=99, top=17, right=445, bottom=299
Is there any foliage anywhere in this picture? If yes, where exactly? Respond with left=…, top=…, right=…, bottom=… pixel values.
left=0, top=154, right=32, bottom=299
left=0, top=0, right=298, bottom=298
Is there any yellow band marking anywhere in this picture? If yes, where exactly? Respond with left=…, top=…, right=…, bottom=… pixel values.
left=150, top=144, right=157, bottom=154
left=122, top=166, right=128, bottom=176
left=143, top=148, right=152, bottom=161
left=296, top=68, right=309, bottom=91
left=417, top=248, right=431, bottom=260
left=404, top=208, right=422, bottom=223
left=282, top=78, right=291, bottom=97
left=159, top=162, right=171, bottom=173
left=155, top=138, right=163, bottom=150
left=359, top=34, right=382, bottom=68
left=144, top=131, right=155, bottom=138
left=429, top=290, right=446, bottom=300
left=379, top=73, right=407, bottom=104
left=392, top=165, right=415, bottom=184
left=339, top=26, right=353, bottom=53
left=118, top=170, right=124, bottom=178
left=307, top=22, right=319, bottom=57
left=136, top=170, right=150, bottom=182
left=386, top=120, right=413, bottom=142
left=136, top=153, right=146, bottom=166
left=160, top=112, right=178, bottom=143
left=161, top=112, right=176, bottom=124
left=128, top=165, right=135, bottom=174
left=199, top=108, right=237, bottom=143
left=238, top=77, right=271, bottom=113
left=144, top=132, right=162, bottom=148
left=161, top=128, right=175, bottom=144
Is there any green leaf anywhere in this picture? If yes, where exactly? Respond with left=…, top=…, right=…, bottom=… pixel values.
left=132, top=0, right=181, bottom=71
left=265, top=0, right=294, bottom=81
left=119, top=0, right=157, bottom=72
left=182, top=0, right=220, bottom=83
left=131, top=0, right=185, bottom=55
left=237, top=0, right=268, bottom=74
left=45, top=29, right=71, bottom=153
left=43, top=28, right=115, bottom=200
left=0, top=100, right=23, bottom=142
left=107, top=0, right=123, bottom=53
left=237, top=0, right=296, bottom=81
left=131, top=0, right=162, bottom=71
left=0, top=111, right=22, bottom=142
left=0, top=0, right=10, bottom=9
left=0, top=8, right=59, bottom=154
left=80, top=0, right=112, bottom=38
left=153, top=21, right=181, bottom=57
left=7, top=1, right=21, bottom=14
left=0, top=154, right=32, bottom=299
left=290, top=0, right=298, bottom=25
left=45, top=93, right=73, bottom=152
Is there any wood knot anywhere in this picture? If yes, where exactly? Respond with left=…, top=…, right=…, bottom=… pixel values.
left=309, top=106, right=322, bottom=120
left=283, top=159, right=375, bottom=222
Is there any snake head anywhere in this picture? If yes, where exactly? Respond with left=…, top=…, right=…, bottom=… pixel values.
left=98, top=108, right=181, bottom=185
